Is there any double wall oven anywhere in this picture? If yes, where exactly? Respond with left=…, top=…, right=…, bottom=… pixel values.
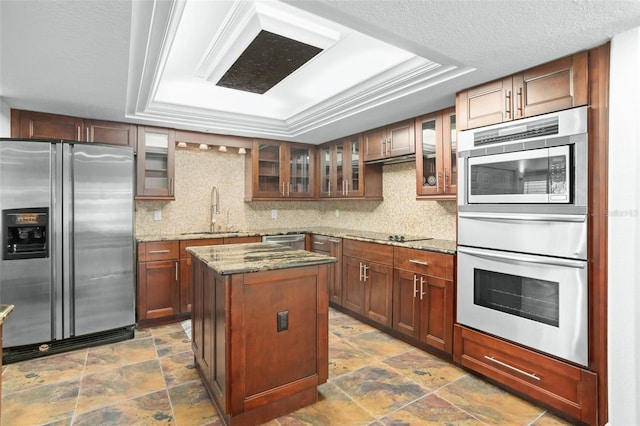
left=456, top=106, right=588, bottom=367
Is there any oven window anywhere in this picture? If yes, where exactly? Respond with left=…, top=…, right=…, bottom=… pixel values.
left=473, top=268, right=559, bottom=327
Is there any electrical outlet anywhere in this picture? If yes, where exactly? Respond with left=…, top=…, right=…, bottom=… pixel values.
left=153, top=210, right=162, bottom=221
left=277, top=311, right=288, bottom=332
left=271, top=209, right=278, bottom=219
left=335, top=209, right=340, bottom=218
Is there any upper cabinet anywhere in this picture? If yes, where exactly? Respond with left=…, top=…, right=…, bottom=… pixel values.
left=11, top=109, right=136, bottom=148
left=415, top=107, right=456, bottom=199
left=456, top=52, right=588, bottom=131
left=319, top=134, right=382, bottom=200
left=363, top=119, right=415, bottom=162
left=136, top=126, right=175, bottom=200
left=245, top=139, right=315, bottom=200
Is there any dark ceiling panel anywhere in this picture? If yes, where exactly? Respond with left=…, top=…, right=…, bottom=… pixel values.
left=216, top=30, right=322, bottom=94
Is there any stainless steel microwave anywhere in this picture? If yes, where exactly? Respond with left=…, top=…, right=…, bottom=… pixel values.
left=457, top=106, right=587, bottom=215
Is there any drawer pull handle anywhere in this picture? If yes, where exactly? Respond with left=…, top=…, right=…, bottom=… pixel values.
left=484, top=356, right=541, bottom=381
left=409, top=259, right=429, bottom=266
left=313, top=241, right=326, bottom=246
left=149, top=249, right=170, bottom=254
left=329, top=238, right=341, bottom=243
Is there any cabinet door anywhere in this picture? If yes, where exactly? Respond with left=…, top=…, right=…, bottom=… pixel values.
left=137, top=260, right=179, bottom=320
left=287, top=143, right=315, bottom=198
left=318, top=143, right=334, bottom=197
left=515, top=52, right=588, bottom=119
left=387, top=119, right=415, bottom=158
left=392, top=268, right=420, bottom=339
left=456, top=77, right=513, bottom=131
left=342, top=256, right=365, bottom=314
left=136, top=126, right=175, bottom=200
left=14, top=110, right=83, bottom=140
left=252, top=140, right=284, bottom=198
left=363, top=262, right=393, bottom=327
left=441, top=108, right=457, bottom=196
left=415, top=112, right=443, bottom=197
left=343, top=135, right=364, bottom=197
left=420, top=275, right=454, bottom=354
left=363, top=126, right=387, bottom=162
left=85, top=119, right=136, bottom=148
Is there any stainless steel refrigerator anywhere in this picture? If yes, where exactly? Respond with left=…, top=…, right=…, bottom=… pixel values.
left=0, top=140, right=135, bottom=361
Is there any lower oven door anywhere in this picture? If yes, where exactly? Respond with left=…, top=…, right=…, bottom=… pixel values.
left=457, top=246, right=588, bottom=366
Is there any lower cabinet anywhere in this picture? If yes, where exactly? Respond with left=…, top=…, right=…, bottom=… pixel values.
left=342, top=240, right=393, bottom=327
left=139, top=236, right=261, bottom=327
left=137, top=241, right=180, bottom=325
left=310, top=235, right=343, bottom=305
left=393, top=247, right=455, bottom=354
left=454, top=325, right=598, bottom=426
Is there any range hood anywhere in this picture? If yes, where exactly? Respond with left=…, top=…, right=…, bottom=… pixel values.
left=364, top=153, right=416, bottom=165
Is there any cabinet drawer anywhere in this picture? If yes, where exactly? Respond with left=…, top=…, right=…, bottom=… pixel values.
left=179, top=239, right=223, bottom=259
left=343, top=239, right=393, bottom=265
left=138, top=241, right=179, bottom=262
left=454, top=325, right=597, bottom=425
left=310, top=235, right=331, bottom=253
left=393, top=247, right=453, bottom=279
left=223, top=236, right=261, bottom=245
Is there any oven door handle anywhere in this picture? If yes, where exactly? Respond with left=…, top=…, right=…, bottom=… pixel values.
left=457, top=246, right=586, bottom=269
left=458, top=212, right=586, bottom=223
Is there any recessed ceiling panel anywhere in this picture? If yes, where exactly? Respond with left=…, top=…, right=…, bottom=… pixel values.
left=216, top=30, right=322, bottom=94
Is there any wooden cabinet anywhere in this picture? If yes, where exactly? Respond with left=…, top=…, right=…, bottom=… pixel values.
left=191, top=254, right=329, bottom=425
left=363, top=119, right=415, bottom=162
left=318, top=134, right=382, bottom=199
left=393, top=247, right=455, bottom=355
left=415, top=107, right=457, bottom=199
left=454, top=325, right=597, bottom=426
left=137, top=241, right=180, bottom=325
left=456, top=52, right=588, bottom=131
left=11, top=109, right=136, bottom=148
left=246, top=139, right=315, bottom=200
left=342, top=240, right=393, bottom=327
left=136, top=126, right=175, bottom=200
left=310, top=235, right=343, bottom=305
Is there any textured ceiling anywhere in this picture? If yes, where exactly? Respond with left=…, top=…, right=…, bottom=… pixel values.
left=2, top=0, right=640, bottom=144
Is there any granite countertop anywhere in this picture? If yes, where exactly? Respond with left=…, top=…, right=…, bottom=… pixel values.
left=187, top=242, right=338, bottom=275
left=138, top=227, right=456, bottom=255
left=0, top=304, right=15, bottom=325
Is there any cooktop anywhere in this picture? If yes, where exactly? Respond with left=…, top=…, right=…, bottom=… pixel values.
left=346, top=231, right=433, bottom=243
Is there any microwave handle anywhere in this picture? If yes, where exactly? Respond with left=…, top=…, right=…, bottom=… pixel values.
left=458, top=212, right=586, bottom=223
left=457, top=246, right=586, bottom=269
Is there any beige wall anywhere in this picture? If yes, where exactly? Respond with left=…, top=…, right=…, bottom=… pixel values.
left=135, top=145, right=456, bottom=240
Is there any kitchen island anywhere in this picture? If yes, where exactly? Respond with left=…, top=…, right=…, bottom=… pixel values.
left=187, top=243, right=337, bottom=426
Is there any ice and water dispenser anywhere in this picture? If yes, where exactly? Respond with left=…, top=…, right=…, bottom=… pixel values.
left=2, top=208, right=49, bottom=260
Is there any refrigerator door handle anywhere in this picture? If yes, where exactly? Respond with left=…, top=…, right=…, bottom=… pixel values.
left=61, top=143, right=74, bottom=338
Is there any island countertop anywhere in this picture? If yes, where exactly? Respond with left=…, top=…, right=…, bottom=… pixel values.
left=187, top=242, right=337, bottom=275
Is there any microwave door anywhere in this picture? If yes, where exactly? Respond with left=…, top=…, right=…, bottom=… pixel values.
left=467, top=146, right=570, bottom=204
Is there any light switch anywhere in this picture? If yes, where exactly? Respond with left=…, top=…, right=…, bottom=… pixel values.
left=271, top=209, right=278, bottom=219
left=153, top=210, right=162, bottom=221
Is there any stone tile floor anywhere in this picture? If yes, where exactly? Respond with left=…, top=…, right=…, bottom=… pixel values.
left=1, top=308, right=575, bottom=425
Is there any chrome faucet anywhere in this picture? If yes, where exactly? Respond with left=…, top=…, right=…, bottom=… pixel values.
left=210, top=186, right=220, bottom=232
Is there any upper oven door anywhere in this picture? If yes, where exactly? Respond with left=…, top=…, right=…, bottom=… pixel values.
left=467, top=145, right=570, bottom=204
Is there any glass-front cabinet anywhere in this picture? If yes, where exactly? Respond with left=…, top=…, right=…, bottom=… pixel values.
left=415, top=107, right=456, bottom=199
left=136, top=126, right=175, bottom=200
left=319, top=134, right=364, bottom=198
left=248, top=139, right=315, bottom=200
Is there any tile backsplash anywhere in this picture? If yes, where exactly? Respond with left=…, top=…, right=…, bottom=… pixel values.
left=135, top=146, right=456, bottom=240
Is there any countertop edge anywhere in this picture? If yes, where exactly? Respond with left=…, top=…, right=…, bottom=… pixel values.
left=0, top=304, right=15, bottom=325
left=138, top=228, right=456, bottom=255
